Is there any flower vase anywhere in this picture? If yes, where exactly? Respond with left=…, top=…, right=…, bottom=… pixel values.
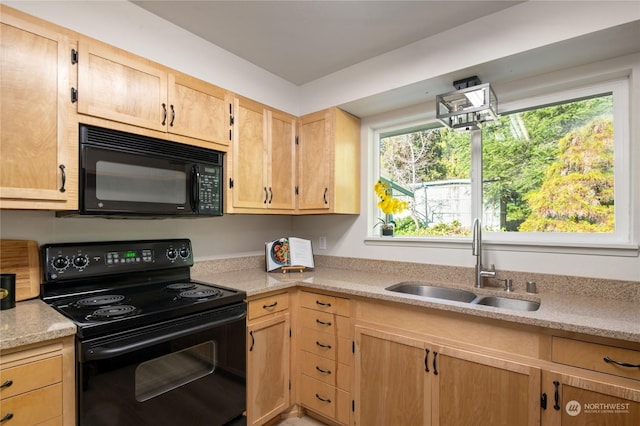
left=381, top=224, right=394, bottom=236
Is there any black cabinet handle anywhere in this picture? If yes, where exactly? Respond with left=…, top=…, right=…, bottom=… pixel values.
left=59, top=164, right=66, bottom=193
left=315, top=366, right=332, bottom=375
left=316, top=341, right=332, bottom=349
left=316, top=319, right=332, bottom=326
left=0, top=380, right=12, bottom=389
left=268, top=187, right=273, bottom=204
left=604, top=356, right=640, bottom=368
left=262, top=301, right=278, bottom=309
left=315, top=393, right=331, bottom=403
left=161, top=103, right=167, bottom=125
left=264, top=187, right=268, bottom=204
left=249, top=331, right=254, bottom=352
left=553, top=381, right=560, bottom=410
left=433, top=351, right=438, bottom=375
left=0, top=413, right=13, bottom=423
left=170, top=104, right=175, bottom=127
left=541, top=393, right=547, bottom=410
left=424, top=349, right=430, bottom=373
left=323, top=187, right=328, bottom=204
left=316, top=300, right=331, bottom=307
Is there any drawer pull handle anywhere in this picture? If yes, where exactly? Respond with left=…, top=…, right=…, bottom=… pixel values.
left=0, top=413, right=13, bottom=423
left=316, top=341, right=332, bottom=349
left=316, top=366, right=332, bottom=375
left=316, top=300, right=331, bottom=307
left=0, top=380, right=12, bottom=389
left=263, top=301, right=278, bottom=309
left=315, top=393, right=331, bottom=403
left=553, top=381, right=560, bottom=410
left=316, top=319, right=332, bottom=326
left=603, top=356, right=640, bottom=369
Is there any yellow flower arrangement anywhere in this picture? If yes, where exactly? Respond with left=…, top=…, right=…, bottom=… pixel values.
left=374, top=180, right=409, bottom=229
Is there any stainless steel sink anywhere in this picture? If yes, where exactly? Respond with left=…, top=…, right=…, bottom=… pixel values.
left=386, top=282, right=478, bottom=303
left=472, top=296, right=540, bottom=311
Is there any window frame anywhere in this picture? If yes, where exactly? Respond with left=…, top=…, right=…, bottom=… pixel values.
left=368, top=78, right=636, bottom=256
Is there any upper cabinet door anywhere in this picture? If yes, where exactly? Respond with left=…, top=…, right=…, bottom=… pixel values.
left=168, top=72, right=228, bottom=145
left=0, top=7, right=77, bottom=209
left=77, top=38, right=168, bottom=132
left=297, top=110, right=332, bottom=211
left=267, top=109, right=296, bottom=210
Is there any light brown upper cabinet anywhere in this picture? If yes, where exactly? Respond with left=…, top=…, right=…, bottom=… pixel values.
left=226, top=96, right=296, bottom=213
left=77, top=38, right=228, bottom=146
left=0, top=6, right=78, bottom=210
left=297, top=108, right=360, bottom=214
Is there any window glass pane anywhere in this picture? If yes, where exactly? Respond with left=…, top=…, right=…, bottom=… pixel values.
left=379, top=128, right=472, bottom=236
left=481, top=94, right=614, bottom=233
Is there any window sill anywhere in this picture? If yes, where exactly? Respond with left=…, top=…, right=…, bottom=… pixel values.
left=364, top=236, right=640, bottom=257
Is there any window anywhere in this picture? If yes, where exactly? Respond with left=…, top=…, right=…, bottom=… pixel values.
left=375, top=79, right=630, bottom=247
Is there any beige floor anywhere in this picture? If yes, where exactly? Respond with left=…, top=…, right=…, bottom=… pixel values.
left=275, top=416, right=326, bottom=425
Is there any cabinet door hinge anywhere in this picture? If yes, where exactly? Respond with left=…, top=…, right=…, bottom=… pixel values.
left=295, top=186, right=299, bottom=196
left=229, top=129, right=232, bottom=140
left=352, top=400, right=355, bottom=412
left=289, top=328, right=292, bottom=338
left=229, top=178, right=234, bottom=189
left=541, top=393, right=547, bottom=410
left=295, top=136, right=299, bottom=145
left=289, top=380, right=291, bottom=391
left=70, top=48, right=78, bottom=65
left=70, top=88, right=78, bottom=103
left=352, top=340, right=355, bottom=353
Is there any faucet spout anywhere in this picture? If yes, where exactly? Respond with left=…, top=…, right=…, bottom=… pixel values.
left=472, top=218, right=495, bottom=288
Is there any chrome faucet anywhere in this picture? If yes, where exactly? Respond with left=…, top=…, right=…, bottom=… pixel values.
left=472, top=218, right=495, bottom=288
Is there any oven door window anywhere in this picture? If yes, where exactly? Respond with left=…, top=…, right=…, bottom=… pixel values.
left=135, top=341, right=215, bottom=402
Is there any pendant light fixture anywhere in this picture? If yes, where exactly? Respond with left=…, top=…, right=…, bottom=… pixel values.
left=436, top=76, right=498, bottom=131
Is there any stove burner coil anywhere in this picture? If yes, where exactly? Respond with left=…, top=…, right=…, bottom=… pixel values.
left=89, top=305, right=138, bottom=320
left=178, top=289, right=222, bottom=301
left=166, top=283, right=197, bottom=291
left=76, top=295, right=125, bottom=308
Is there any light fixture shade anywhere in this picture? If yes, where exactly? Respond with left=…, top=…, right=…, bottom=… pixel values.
left=436, top=82, right=498, bottom=131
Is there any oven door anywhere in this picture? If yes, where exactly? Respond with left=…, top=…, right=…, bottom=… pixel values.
left=78, top=304, right=246, bottom=426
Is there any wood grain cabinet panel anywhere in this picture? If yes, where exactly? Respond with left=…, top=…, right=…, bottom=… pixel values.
left=246, top=293, right=291, bottom=426
left=0, top=5, right=77, bottom=210
left=297, top=108, right=360, bottom=214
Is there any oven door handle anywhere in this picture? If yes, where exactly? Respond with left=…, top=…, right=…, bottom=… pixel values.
left=84, top=309, right=246, bottom=361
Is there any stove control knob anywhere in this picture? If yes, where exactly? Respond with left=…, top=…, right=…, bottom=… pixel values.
left=179, top=247, right=190, bottom=259
left=166, top=248, right=178, bottom=261
left=73, top=255, right=89, bottom=270
left=52, top=256, right=69, bottom=271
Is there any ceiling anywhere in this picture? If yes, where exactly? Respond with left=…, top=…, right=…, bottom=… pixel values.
left=131, top=0, right=522, bottom=86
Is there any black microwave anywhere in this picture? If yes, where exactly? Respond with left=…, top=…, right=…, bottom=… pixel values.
left=77, top=124, right=223, bottom=217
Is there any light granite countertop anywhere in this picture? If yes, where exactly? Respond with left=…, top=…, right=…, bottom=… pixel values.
left=192, top=266, right=640, bottom=343
left=0, top=299, right=76, bottom=351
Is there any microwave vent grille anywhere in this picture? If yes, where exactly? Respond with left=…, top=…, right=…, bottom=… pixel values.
left=80, top=124, right=222, bottom=165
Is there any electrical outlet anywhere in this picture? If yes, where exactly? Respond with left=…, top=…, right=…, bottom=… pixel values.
left=318, top=236, right=327, bottom=250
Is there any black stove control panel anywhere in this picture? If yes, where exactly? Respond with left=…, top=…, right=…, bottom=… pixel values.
left=42, top=239, right=193, bottom=281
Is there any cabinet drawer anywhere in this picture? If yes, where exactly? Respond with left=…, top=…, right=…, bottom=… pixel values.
left=300, top=291, right=350, bottom=317
left=299, top=308, right=336, bottom=334
left=0, top=383, right=62, bottom=425
left=552, top=337, right=640, bottom=381
left=0, top=356, right=62, bottom=400
left=300, top=352, right=336, bottom=386
left=299, top=328, right=336, bottom=360
left=300, top=374, right=336, bottom=420
left=248, top=292, right=288, bottom=321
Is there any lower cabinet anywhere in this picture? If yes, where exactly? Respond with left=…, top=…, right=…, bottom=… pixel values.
left=0, top=337, right=75, bottom=426
left=246, top=292, right=291, bottom=426
left=354, top=325, right=541, bottom=426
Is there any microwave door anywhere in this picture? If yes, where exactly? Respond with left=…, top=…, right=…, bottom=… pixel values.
left=82, top=146, right=194, bottom=215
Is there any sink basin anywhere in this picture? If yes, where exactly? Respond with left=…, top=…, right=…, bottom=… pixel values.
left=386, top=282, right=478, bottom=303
left=473, top=296, right=540, bottom=311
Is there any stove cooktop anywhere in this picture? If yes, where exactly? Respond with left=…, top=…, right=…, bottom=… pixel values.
left=40, top=239, right=246, bottom=339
